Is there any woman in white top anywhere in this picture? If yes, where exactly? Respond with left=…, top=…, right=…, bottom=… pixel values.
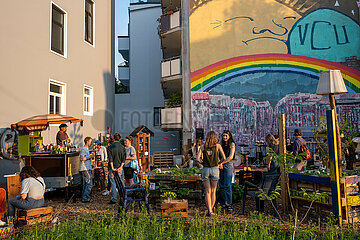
left=7, top=166, right=45, bottom=221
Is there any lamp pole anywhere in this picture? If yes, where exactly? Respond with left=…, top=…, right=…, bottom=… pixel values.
left=329, top=93, right=342, bottom=170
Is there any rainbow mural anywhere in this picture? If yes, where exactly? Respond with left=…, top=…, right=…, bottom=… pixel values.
left=191, top=54, right=360, bottom=93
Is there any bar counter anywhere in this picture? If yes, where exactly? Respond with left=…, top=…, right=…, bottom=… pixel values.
left=24, top=152, right=81, bottom=189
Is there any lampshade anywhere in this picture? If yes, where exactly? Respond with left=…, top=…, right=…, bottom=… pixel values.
left=316, top=70, right=348, bottom=95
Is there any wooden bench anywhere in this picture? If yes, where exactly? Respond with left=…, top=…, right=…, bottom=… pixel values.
left=17, top=206, right=53, bottom=225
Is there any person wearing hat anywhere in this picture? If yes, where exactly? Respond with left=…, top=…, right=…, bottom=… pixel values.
left=56, top=123, right=70, bottom=146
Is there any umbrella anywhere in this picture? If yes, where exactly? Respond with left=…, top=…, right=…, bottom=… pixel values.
left=11, top=114, right=83, bottom=132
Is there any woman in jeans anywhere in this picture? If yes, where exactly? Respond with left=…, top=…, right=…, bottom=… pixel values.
left=7, top=166, right=45, bottom=223
left=197, top=131, right=227, bottom=216
left=219, top=130, right=235, bottom=210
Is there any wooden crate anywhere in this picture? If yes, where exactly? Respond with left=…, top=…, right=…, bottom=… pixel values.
left=153, top=151, right=174, bottom=169
left=341, top=176, right=360, bottom=224
left=289, top=173, right=360, bottom=223
left=4, top=173, right=21, bottom=200
left=161, top=199, right=188, bottom=218
left=17, top=206, right=53, bottom=225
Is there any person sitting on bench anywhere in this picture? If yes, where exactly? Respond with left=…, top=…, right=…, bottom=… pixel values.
left=7, top=166, right=45, bottom=223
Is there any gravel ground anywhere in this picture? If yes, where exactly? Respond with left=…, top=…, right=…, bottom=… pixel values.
left=45, top=187, right=284, bottom=223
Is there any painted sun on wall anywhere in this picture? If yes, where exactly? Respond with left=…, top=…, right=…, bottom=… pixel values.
left=190, top=0, right=360, bottom=145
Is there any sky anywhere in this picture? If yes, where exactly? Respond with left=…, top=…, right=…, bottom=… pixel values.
left=115, top=0, right=130, bottom=76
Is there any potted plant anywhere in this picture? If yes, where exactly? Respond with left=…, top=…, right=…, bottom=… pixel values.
left=160, top=191, right=177, bottom=203
left=166, top=92, right=182, bottom=108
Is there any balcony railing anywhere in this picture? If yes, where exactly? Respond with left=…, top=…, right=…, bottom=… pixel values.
left=118, top=36, right=129, bottom=51
left=161, top=57, right=181, bottom=78
left=160, top=10, right=180, bottom=34
left=118, top=36, right=129, bottom=62
left=118, top=66, right=129, bottom=80
left=130, top=0, right=160, bottom=4
left=161, top=107, right=182, bottom=128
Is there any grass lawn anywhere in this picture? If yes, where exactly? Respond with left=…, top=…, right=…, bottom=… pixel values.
left=12, top=210, right=360, bottom=240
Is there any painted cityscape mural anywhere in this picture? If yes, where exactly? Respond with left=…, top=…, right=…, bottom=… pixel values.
left=189, top=0, right=360, bottom=145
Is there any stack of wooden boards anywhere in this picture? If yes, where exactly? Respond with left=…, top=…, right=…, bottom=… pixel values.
left=153, top=151, right=175, bottom=169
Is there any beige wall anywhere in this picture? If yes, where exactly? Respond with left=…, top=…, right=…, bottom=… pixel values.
left=0, top=0, right=114, bottom=146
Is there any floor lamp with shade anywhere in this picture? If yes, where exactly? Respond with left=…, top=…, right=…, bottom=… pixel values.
left=316, top=70, right=348, bottom=168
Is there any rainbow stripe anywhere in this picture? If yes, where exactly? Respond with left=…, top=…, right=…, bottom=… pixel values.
left=191, top=54, right=360, bottom=93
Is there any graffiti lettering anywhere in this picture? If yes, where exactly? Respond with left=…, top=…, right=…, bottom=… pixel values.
left=288, top=8, right=360, bottom=62
left=333, top=25, right=350, bottom=45
left=297, top=23, right=309, bottom=45
left=295, top=22, right=351, bottom=50
left=311, top=21, right=331, bottom=50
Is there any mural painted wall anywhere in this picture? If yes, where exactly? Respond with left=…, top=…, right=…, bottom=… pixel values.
left=190, top=0, right=360, bottom=146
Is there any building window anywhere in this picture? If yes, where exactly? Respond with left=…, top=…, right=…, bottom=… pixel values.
left=51, top=4, right=66, bottom=56
left=49, top=80, right=66, bottom=114
left=154, top=107, right=161, bottom=126
left=85, top=0, right=94, bottom=45
left=83, top=85, right=94, bottom=116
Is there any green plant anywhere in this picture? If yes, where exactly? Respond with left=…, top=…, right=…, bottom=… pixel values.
left=12, top=211, right=360, bottom=239
left=314, top=115, right=359, bottom=167
left=177, top=188, right=191, bottom=198
left=232, top=183, right=244, bottom=203
left=155, top=181, right=172, bottom=193
left=160, top=191, right=177, bottom=201
left=51, top=146, right=66, bottom=154
left=166, top=92, right=182, bottom=108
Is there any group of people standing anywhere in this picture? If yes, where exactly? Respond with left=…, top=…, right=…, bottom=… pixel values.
left=79, top=133, right=139, bottom=204
left=194, top=128, right=310, bottom=216
left=195, top=130, right=235, bottom=216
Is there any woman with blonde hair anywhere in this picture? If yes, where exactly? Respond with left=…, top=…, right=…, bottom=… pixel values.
left=197, top=131, right=228, bottom=216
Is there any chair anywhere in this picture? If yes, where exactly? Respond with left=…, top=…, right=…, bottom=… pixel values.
left=113, top=171, right=149, bottom=213
left=242, top=172, right=280, bottom=215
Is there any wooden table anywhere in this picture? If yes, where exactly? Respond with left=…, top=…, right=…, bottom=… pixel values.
left=235, top=165, right=268, bottom=185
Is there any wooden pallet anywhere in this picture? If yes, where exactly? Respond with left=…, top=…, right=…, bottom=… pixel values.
left=153, top=151, right=175, bottom=169
left=289, top=173, right=360, bottom=223
left=161, top=199, right=188, bottom=218
left=17, top=206, right=53, bottom=225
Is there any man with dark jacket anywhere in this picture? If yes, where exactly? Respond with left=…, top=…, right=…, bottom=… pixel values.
left=107, top=133, right=125, bottom=204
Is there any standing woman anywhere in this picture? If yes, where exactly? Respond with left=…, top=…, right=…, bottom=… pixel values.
left=192, top=139, right=203, bottom=168
left=265, top=134, right=280, bottom=173
left=123, top=136, right=137, bottom=186
left=219, top=130, right=235, bottom=210
left=7, top=166, right=45, bottom=223
left=197, top=131, right=227, bottom=216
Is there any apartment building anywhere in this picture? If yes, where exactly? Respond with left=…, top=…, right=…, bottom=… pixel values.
left=0, top=0, right=115, bottom=146
left=159, top=0, right=191, bottom=149
left=115, top=0, right=180, bottom=153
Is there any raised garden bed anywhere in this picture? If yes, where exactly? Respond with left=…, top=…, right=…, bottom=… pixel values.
left=289, top=173, right=360, bottom=223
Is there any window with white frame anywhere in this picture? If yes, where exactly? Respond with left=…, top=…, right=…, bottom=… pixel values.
left=49, top=80, right=66, bottom=114
left=83, top=85, right=94, bottom=115
left=51, top=3, right=66, bottom=56
left=84, top=0, right=94, bottom=45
